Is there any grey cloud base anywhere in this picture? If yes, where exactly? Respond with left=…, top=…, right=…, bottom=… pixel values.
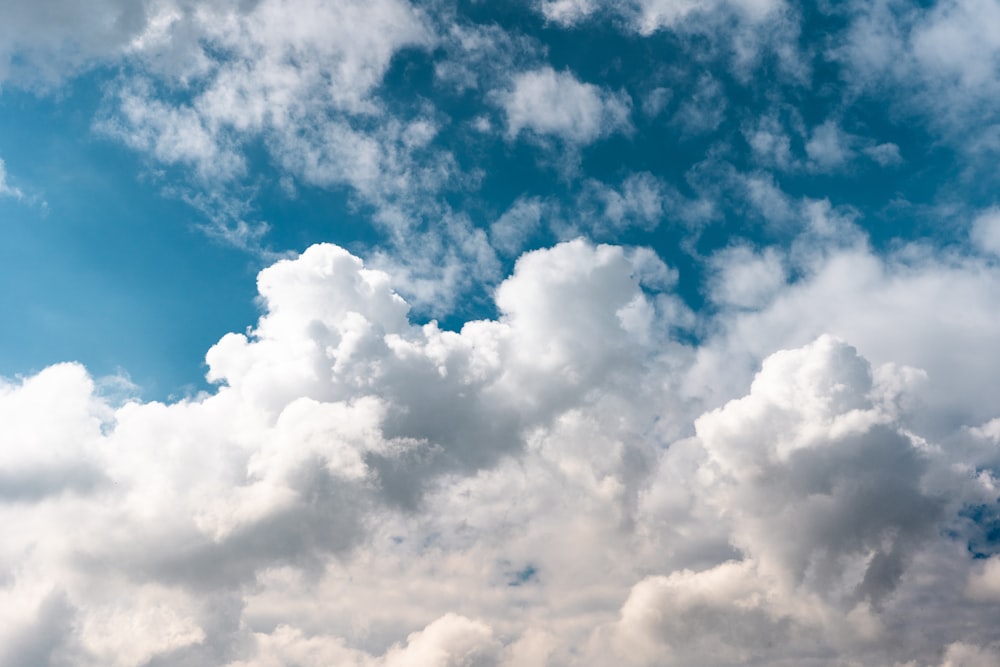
left=2, top=238, right=1000, bottom=666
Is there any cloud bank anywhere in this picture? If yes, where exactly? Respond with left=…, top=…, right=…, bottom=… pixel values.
left=2, top=229, right=1000, bottom=666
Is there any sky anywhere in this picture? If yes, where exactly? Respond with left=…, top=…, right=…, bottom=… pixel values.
left=2, top=0, right=1000, bottom=665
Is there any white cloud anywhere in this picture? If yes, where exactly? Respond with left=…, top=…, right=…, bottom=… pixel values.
left=805, top=120, right=855, bottom=172
left=687, top=220, right=1000, bottom=441
left=0, top=238, right=693, bottom=664
left=864, top=141, right=903, bottom=166
left=0, top=0, right=156, bottom=86
left=100, top=78, right=247, bottom=182
left=970, top=206, right=1000, bottom=257
left=934, top=642, right=1000, bottom=667
left=98, top=0, right=433, bottom=184
left=0, top=158, right=22, bottom=199
left=910, top=0, right=1000, bottom=90
left=575, top=172, right=669, bottom=234
left=965, top=556, right=1000, bottom=602
left=836, top=0, right=1000, bottom=155
left=707, top=244, right=786, bottom=309
left=6, top=3, right=1000, bottom=663
left=671, top=73, right=726, bottom=135
left=745, top=114, right=796, bottom=170
left=745, top=114, right=900, bottom=173
left=490, top=197, right=545, bottom=256
left=499, top=66, right=632, bottom=145
left=2, top=234, right=1000, bottom=664
left=742, top=171, right=797, bottom=223
left=641, top=86, right=672, bottom=117
left=539, top=0, right=783, bottom=34
left=540, top=0, right=599, bottom=25
left=635, top=0, right=782, bottom=33
left=88, top=0, right=496, bottom=304
left=535, top=0, right=805, bottom=84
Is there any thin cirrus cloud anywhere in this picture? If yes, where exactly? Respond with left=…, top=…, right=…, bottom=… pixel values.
left=2, top=0, right=1000, bottom=665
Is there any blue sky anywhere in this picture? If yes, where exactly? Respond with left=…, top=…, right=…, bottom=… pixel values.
left=3, top=1, right=1000, bottom=665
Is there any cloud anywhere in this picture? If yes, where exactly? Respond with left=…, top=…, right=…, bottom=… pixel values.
left=88, top=0, right=504, bottom=306
left=834, top=0, right=1000, bottom=156
left=490, top=197, right=546, bottom=256
left=863, top=141, right=903, bottom=166
left=535, top=0, right=805, bottom=86
left=671, top=74, right=727, bottom=135
left=745, top=113, right=797, bottom=170
left=805, top=120, right=855, bottom=172
left=85, top=0, right=448, bottom=279
left=707, top=244, right=786, bottom=309
left=2, top=232, right=1000, bottom=664
left=539, top=0, right=599, bottom=25
left=6, top=2, right=1000, bottom=664
left=499, top=66, right=632, bottom=145
left=227, top=613, right=501, bottom=667
left=0, top=0, right=152, bottom=86
left=100, top=78, right=247, bottom=182
left=965, top=556, right=1000, bottom=602
left=97, top=0, right=433, bottom=185
left=934, top=642, right=1000, bottom=667
left=0, top=158, right=23, bottom=200
left=0, top=238, right=685, bottom=662
left=574, top=172, right=669, bottom=234
left=970, top=206, right=1000, bottom=257
left=539, top=0, right=783, bottom=33
left=687, top=222, right=1000, bottom=446
left=744, top=113, right=901, bottom=174
left=592, top=335, right=973, bottom=666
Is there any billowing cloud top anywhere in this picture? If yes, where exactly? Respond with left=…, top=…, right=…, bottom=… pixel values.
left=3, top=234, right=1000, bottom=665
left=2, top=0, right=1000, bottom=665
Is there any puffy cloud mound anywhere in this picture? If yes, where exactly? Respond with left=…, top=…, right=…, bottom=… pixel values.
left=2, top=239, right=1000, bottom=665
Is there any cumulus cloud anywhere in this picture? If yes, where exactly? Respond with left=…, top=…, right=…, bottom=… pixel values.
left=499, top=66, right=632, bottom=145
left=2, top=231, right=1000, bottom=664
left=0, top=239, right=687, bottom=664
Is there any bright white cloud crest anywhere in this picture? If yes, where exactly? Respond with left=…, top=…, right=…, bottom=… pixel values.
left=2, top=235, right=1000, bottom=665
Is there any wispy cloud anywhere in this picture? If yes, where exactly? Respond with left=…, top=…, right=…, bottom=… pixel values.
left=0, top=158, right=23, bottom=200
